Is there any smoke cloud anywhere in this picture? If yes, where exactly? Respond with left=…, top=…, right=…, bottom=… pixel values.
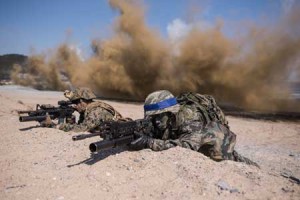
left=12, top=0, right=300, bottom=111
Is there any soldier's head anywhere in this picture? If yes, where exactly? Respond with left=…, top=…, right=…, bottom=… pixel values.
left=144, top=90, right=179, bottom=132
left=64, top=87, right=96, bottom=113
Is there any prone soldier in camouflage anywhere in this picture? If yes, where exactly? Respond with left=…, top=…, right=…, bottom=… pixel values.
left=45, top=87, right=126, bottom=132
left=130, top=90, right=258, bottom=166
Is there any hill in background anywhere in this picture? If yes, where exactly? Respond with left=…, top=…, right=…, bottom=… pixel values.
left=0, top=54, right=27, bottom=80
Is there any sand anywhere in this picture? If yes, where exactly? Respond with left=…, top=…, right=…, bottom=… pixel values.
left=0, top=85, right=299, bottom=200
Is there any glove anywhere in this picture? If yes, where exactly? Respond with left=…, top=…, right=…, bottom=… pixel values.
left=40, top=114, right=55, bottom=128
left=65, top=115, right=76, bottom=124
left=128, top=131, right=152, bottom=151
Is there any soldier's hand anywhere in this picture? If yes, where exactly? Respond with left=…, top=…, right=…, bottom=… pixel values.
left=128, top=131, right=152, bottom=151
left=65, top=115, right=76, bottom=124
left=40, top=114, right=55, bottom=128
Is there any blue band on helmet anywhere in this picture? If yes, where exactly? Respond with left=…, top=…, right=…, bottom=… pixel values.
left=144, top=97, right=178, bottom=111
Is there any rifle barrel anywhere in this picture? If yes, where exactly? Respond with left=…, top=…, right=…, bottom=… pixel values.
left=18, top=110, right=33, bottom=114
left=72, top=132, right=101, bottom=141
left=89, top=135, right=134, bottom=152
left=19, top=115, right=55, bottom=122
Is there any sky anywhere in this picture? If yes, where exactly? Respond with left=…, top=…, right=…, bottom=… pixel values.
left=0, top=0, right=295, bottom=56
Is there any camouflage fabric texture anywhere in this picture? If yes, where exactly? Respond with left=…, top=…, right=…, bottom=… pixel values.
left=59, top=101, right=124, bottom=132
left=148, top=104, right=236, bottom=161
left=64, top=87, right=96, bottom=101
left=177, top=92, right=229, bottom=128
left=144, top=90, right=180, bottom=116
left=141, top=90, right=258, bottom=166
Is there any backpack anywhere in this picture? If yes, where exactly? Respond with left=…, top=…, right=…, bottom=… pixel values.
left=177, top=92, right=228, bottom=128
left=86, top=100, right=124, bottom=121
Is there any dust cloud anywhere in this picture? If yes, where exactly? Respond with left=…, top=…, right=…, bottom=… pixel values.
left=11, top=0, right=300, bottom=111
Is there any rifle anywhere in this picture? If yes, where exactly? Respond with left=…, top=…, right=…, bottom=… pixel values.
left=18, top=100, right=75, bottom=124
left=72, top=119, right=152, bottom=153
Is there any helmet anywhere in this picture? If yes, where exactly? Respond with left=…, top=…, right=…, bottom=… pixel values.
left=64, top=87, right=96, bottom=101
left=144, top=90, right=180, bottom=117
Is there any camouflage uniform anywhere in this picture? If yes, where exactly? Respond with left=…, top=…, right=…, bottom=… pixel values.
left=148, top=109, right=236, bottom=161
left=58, top=87, right=125, bottom=132
left=59, top=101, right=124, bottom=132
left=133, top=90, right=258, bottom=166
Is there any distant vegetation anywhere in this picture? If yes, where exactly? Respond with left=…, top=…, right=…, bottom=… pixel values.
left=0, top=54, right=28, bottom=80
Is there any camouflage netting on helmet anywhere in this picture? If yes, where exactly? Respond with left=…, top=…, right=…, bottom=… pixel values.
left=64, top=87, right=96, bottom=101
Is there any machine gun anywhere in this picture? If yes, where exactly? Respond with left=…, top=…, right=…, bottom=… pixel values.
left=72, top=119, right=152, bottom=153
left=18, top=100, right=75, bottom=124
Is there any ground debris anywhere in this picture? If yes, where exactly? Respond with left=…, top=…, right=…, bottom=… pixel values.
left=280, top=172, right=300, bottom=185
left=216, top=180, right=239, bottom=193
left=6, top=184, right=26, bottom=190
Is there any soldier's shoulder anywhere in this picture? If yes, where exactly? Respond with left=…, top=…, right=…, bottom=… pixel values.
left=86, top=100, right=118, bottom=115
left=87, top=101, right=110, bottom=109
left=85, top=101, right=107, bottom=112
left=178, top=103, right=198, bottom=115
left=176, top=104, right=200, bottom=124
